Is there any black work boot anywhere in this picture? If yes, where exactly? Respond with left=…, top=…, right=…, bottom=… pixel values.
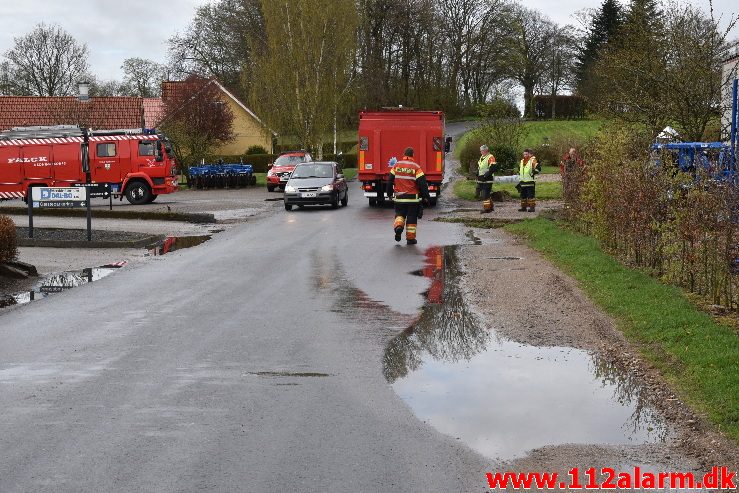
left=406, top=239, right=417, bottom=245
left=394, top=228, right=402, bottom=242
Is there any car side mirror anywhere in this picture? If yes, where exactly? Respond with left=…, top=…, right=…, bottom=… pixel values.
left=268, top=163, right=273, bottom=167
left=337, top=173, right=344, bottom=179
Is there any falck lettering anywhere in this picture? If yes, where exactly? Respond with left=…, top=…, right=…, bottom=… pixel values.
left=7, top=156, right=49, bottom=164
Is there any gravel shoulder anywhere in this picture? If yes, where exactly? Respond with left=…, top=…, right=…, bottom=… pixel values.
left=440, top=155, right=737, bottom=477
left=453, top=219, right=739, bottom=480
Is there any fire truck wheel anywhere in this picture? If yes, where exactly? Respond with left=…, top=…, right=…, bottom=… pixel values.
left=147, top=194, right=158, bottom=203
left=125, top=181, right=152, bottom=205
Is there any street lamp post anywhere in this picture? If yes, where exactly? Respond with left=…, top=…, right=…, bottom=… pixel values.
left=78, top=82, right=92, bottom=241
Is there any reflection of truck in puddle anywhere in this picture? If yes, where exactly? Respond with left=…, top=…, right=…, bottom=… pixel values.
left=420, top=246, right=444, bottom=304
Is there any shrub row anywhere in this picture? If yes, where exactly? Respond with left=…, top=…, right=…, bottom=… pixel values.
left=532, top=95, right=588, bottom=119
left=567, top=125, right=737, bottom=312
left=195, top=153, right=358, bottom=174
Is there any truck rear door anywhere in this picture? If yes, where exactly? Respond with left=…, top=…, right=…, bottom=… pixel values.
left=382, top=128, right=425, bottom=177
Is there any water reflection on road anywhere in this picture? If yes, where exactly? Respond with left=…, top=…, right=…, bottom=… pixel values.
left=385, top=246, right=668, bottom=461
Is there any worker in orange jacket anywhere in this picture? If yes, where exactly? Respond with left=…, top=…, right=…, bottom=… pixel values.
left=386, top=147, right=431, bottom=245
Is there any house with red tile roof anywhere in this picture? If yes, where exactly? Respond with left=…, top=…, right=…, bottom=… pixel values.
left=0, top=96, right=144, bottom=131
left=0, top=79, right=273, bottom=154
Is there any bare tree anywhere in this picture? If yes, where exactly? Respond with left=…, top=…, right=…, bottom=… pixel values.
left=168, top=0, right=264, bottom=100
left=504, top=6, right=557, bottom=118
left=594, top=0, right=737, bottom=140
left=122, top=58, right=167, bottom=97
left=540, top=25, right=578, bottom=118
left=2, top=23, right=89, bottom=96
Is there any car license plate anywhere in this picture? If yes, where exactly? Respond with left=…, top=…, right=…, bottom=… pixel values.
left=280, top=177, right=289, bottom=182
left=301, top=192, right=317, bottom=198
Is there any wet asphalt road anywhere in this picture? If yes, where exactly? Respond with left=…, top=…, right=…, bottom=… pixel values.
left=0, top=124, right=494, bottom=492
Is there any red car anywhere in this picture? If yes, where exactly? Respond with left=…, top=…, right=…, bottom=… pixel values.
left=266, top=151, right=313, bottom=192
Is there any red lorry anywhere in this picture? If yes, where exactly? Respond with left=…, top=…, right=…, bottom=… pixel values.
left=0, top=126, right=178, bottom=204
left=358, top=110, right=450, bottom=207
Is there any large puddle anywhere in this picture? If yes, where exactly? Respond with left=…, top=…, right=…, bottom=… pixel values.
left=385, top=246, right=668, bottom=461
left=0, top=265, right=121, bottom=309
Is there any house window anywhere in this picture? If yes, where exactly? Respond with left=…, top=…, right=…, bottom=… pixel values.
left=138, top=141, right=155, bottom=156
left=97, top=143, right=116, bottom=157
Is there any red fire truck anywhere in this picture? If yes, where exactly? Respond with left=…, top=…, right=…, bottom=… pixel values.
left=0, top=126, right=179, bottom=204
left=358, top=110, right=450, bottom=207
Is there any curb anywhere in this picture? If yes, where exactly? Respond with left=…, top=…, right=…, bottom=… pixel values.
left=0, top=206, right=216, bottom=224
left=16, top=231, right=164, bottom=249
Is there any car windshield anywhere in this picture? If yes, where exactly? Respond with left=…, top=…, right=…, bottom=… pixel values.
left=274, top=155, right=307, bottom=167
left=291, top=164, right=333, bottom=179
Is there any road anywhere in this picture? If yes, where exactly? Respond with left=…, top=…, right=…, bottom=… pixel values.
left=0, top=124, right=495, bottom=492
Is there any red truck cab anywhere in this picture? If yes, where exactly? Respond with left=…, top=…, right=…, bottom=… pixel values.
left=358, top=110, right=449, bottom=207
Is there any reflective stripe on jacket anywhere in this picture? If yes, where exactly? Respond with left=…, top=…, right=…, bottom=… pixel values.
left=478, top=154, right=496, bottom=183
left=478, top=154, right=496, bottom=176
left=391, top=159, right=424, bottom=201
left=519, top=157, right=537, bottom=184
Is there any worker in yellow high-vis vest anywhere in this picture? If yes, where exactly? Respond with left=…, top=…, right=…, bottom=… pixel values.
left=517, top=148, right=539, bottom=212
left=477, top=145, right=497, bottom=214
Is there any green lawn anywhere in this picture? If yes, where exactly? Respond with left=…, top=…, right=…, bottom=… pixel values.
left=522, top=120, right=603, bottom=149
left=454, top=179, right=562, bottom=201
left=455, top=119, right=603, bottom=160
left=505, top=218, right=739, bottom=443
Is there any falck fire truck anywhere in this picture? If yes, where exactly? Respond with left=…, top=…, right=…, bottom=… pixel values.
left=0, top=125, right=179, bottom=204
left=358, top=110, right=450, bottom=207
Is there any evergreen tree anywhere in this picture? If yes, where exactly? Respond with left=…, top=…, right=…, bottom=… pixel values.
left=575, top=0, right=623, bottom=97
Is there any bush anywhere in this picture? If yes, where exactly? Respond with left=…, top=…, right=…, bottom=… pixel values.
left=476, top=98, right=520, bottom=119
left=532, top=95, right=587, bottom=119
left=571, top=124, right=738, bottom=312
left=246, top=145, right=268, bottom=155
left=0, top=214, right=17, bottom=263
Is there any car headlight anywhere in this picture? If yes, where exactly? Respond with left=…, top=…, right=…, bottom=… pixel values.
left=285, top=185, right=297, bottom=193
left=321, top=184, right=334, bottom=192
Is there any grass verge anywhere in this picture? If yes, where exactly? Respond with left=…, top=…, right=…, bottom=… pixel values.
left=453, top=179, right=562, bottom=201
left=504, top=217, right=739, bottom=443
left=454, top=120, right=603, bottom=160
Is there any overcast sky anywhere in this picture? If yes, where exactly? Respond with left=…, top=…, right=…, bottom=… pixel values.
left=0, top=0, right=736, bottom=81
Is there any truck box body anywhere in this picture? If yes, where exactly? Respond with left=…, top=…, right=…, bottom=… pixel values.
left=358, top=110, right=446, bottom=206
left=0, top=132, right=178, bottom=203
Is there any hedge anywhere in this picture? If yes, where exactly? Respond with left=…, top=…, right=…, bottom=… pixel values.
left=532, top=95, right=588, bottom=119
left=0, top=214, right=17, bottom=262
left=198, top=153, right=358, bottom=173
